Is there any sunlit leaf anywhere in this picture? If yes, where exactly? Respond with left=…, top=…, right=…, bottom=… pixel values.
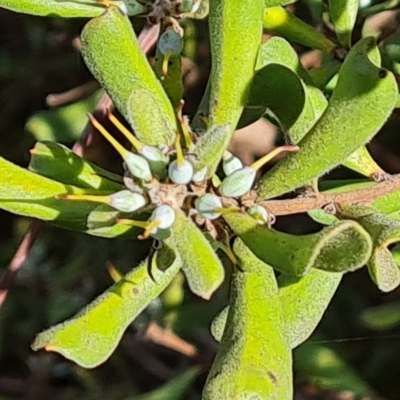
left=32, top=248, right=182, bottom=368
left=81, top=6, right=177, bottom=146
left=258, top=37, right=398, bottom=199
left=203, top=238, right=291, bottom=399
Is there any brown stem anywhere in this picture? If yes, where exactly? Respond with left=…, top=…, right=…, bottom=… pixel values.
left=256, top=174, right=400, bottom=216
left=0, top=220, right=43, bottom=307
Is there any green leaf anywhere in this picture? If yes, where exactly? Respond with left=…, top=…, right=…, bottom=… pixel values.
left=257, top=37, right=398, bottom=199
left=249, top=36, right=328, bottom=143
left=295, top=342, right=372, bottom=396
left=129, top=367, right=199, bottom=400
left=202, top=238, right=292, bottom=399
left=26, top=90, right=102, bottom=142
left=239, top=63, right=306, bottom=132
left=223, top=211, right=373, bottom=276
left=210, top=306, right=229, bottom=342
left=0, top=0, right=145, bottom=17
left=166, top=209, right=224, bottom=300
left=337, top=205, right=400, bottom=292
left=0, top=156, right=140, bottom=237
left=191, top=124, right=231, bottom=176
left=263, top=7, right=336, bottom=53
left=308, top=60, right=341, bottom=89
left=361, top=301, right=400, bottom=331
left=29, top=141, right=123, bottom=191
left=265, top=0, right=296, bottom=6
left=278, top=269, right=342, bottom=348
left=342, top=145, right=386, bottom=179
left=32, top=248, right=182, bottom=368
left=81, top=7, right=177, bottom=146
left=203, top=0, right=264, bottom=132
left=0, top=0, right=104, bottom=18
left=329, top=0, right=359, bottom=48
left=210, top=269, right=342, bottom=350
left=154, top=51, right=183, bottom=110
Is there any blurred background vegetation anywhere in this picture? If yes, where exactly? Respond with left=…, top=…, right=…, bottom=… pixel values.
left=2, top=1, right=400, bottom=399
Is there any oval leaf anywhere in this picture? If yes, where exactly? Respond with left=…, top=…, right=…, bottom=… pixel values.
left=258, top=37, right=397, bottom=199
left=81, top=7, right=177, bottom=146
left=166, top=209, right=224, bottom=300
left=202, top=238, right=291, bottom=399
left=223, top=211, right=372, bottom=275
left=32, top=248, right=182, bottom=368
left=329, top=0, right=359, bottom=48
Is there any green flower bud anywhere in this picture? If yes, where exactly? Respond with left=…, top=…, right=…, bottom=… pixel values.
left=124, top=152, right=153, bottom=182
left=151, top=204, right=176, bottom=229
left=219, top=167, right=256, bottom=198
left=158, top=29, right=183, bottom=56
left=168, top=159, right=194, bottom=185
left=140, top=145, right=169, bottom=164
left=222, top=151, right=243, bottom=176
left=140, top=145, right=169, bottom=178
left=109, top=190, right=147, bottom=213
left=195, top=194, right=223, bottom=220
left=247, top=205, right=269, bottom=225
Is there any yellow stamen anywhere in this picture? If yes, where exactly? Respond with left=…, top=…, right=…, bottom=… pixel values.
left=176, top=100, right=194, bottom=149
left=250, top=145, right=299, bottom=171
left=107, top=112, right=144, bottom=152
left=116, top=219, right=150, bottom=229
left=107, top=262, right=123, bottom=283
left=174, top=132, right=185, bottom=166
left=57, top=193, right=110, bottom=204
left=88, top=114, right=130, bottom=161
left=141, top=219, right=161, bottom=239
left=162, top=51, right=172, bottom=77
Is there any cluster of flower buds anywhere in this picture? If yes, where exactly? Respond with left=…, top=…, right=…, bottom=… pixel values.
left=58, top=97, right=295, bottom=246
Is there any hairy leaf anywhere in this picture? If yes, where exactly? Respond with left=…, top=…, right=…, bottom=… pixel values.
left=223, top=212, right=372, bottom=276
left=202, top=238, right=291, bottom=399
left=81, top=7, right=177, bottom=146
left=29, top=141, right=123, bottom=191
left=329, top=0, right=359, bottom=48
left=32, top=248, right=182, bottom=368
left=166, top=209, right=224, bottom=300
left=263, top=7, right=336, bottom=53
left=258, top=37, right=398, bottom=199
left=26, top=90, right=102, bottom=142
left=204, top=0, right=264, bottom=131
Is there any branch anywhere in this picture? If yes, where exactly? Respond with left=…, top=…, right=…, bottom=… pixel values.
left=256, top=174, right=400, bottom=216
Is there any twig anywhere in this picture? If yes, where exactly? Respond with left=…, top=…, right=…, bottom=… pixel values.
left=145, top=321, right=198, bottom=357
left=256, top=173, right=400, bottom=216
left=0, top=220, right=43, bottom=307
left=46, top=81, right=99, bottom=107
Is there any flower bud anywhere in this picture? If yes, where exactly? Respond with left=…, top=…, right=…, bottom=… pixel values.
left=124, top=152, right=153, bottom=182
left=247, top=205, right=269, bottom=225
left=109, top=190, right=147, bottom=213
left=150, top=204, right=176, bottom=230
left=222, top=151, right=243, bottom=176
left=219, top=167, right=256, bottom=198
left=158, top=29, right=184, bottom=56
left=140, top=145, right=169, bottom=178
left=195, top=194, right=223, bottom=220
left=168, top=159, right=194, bottom=185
